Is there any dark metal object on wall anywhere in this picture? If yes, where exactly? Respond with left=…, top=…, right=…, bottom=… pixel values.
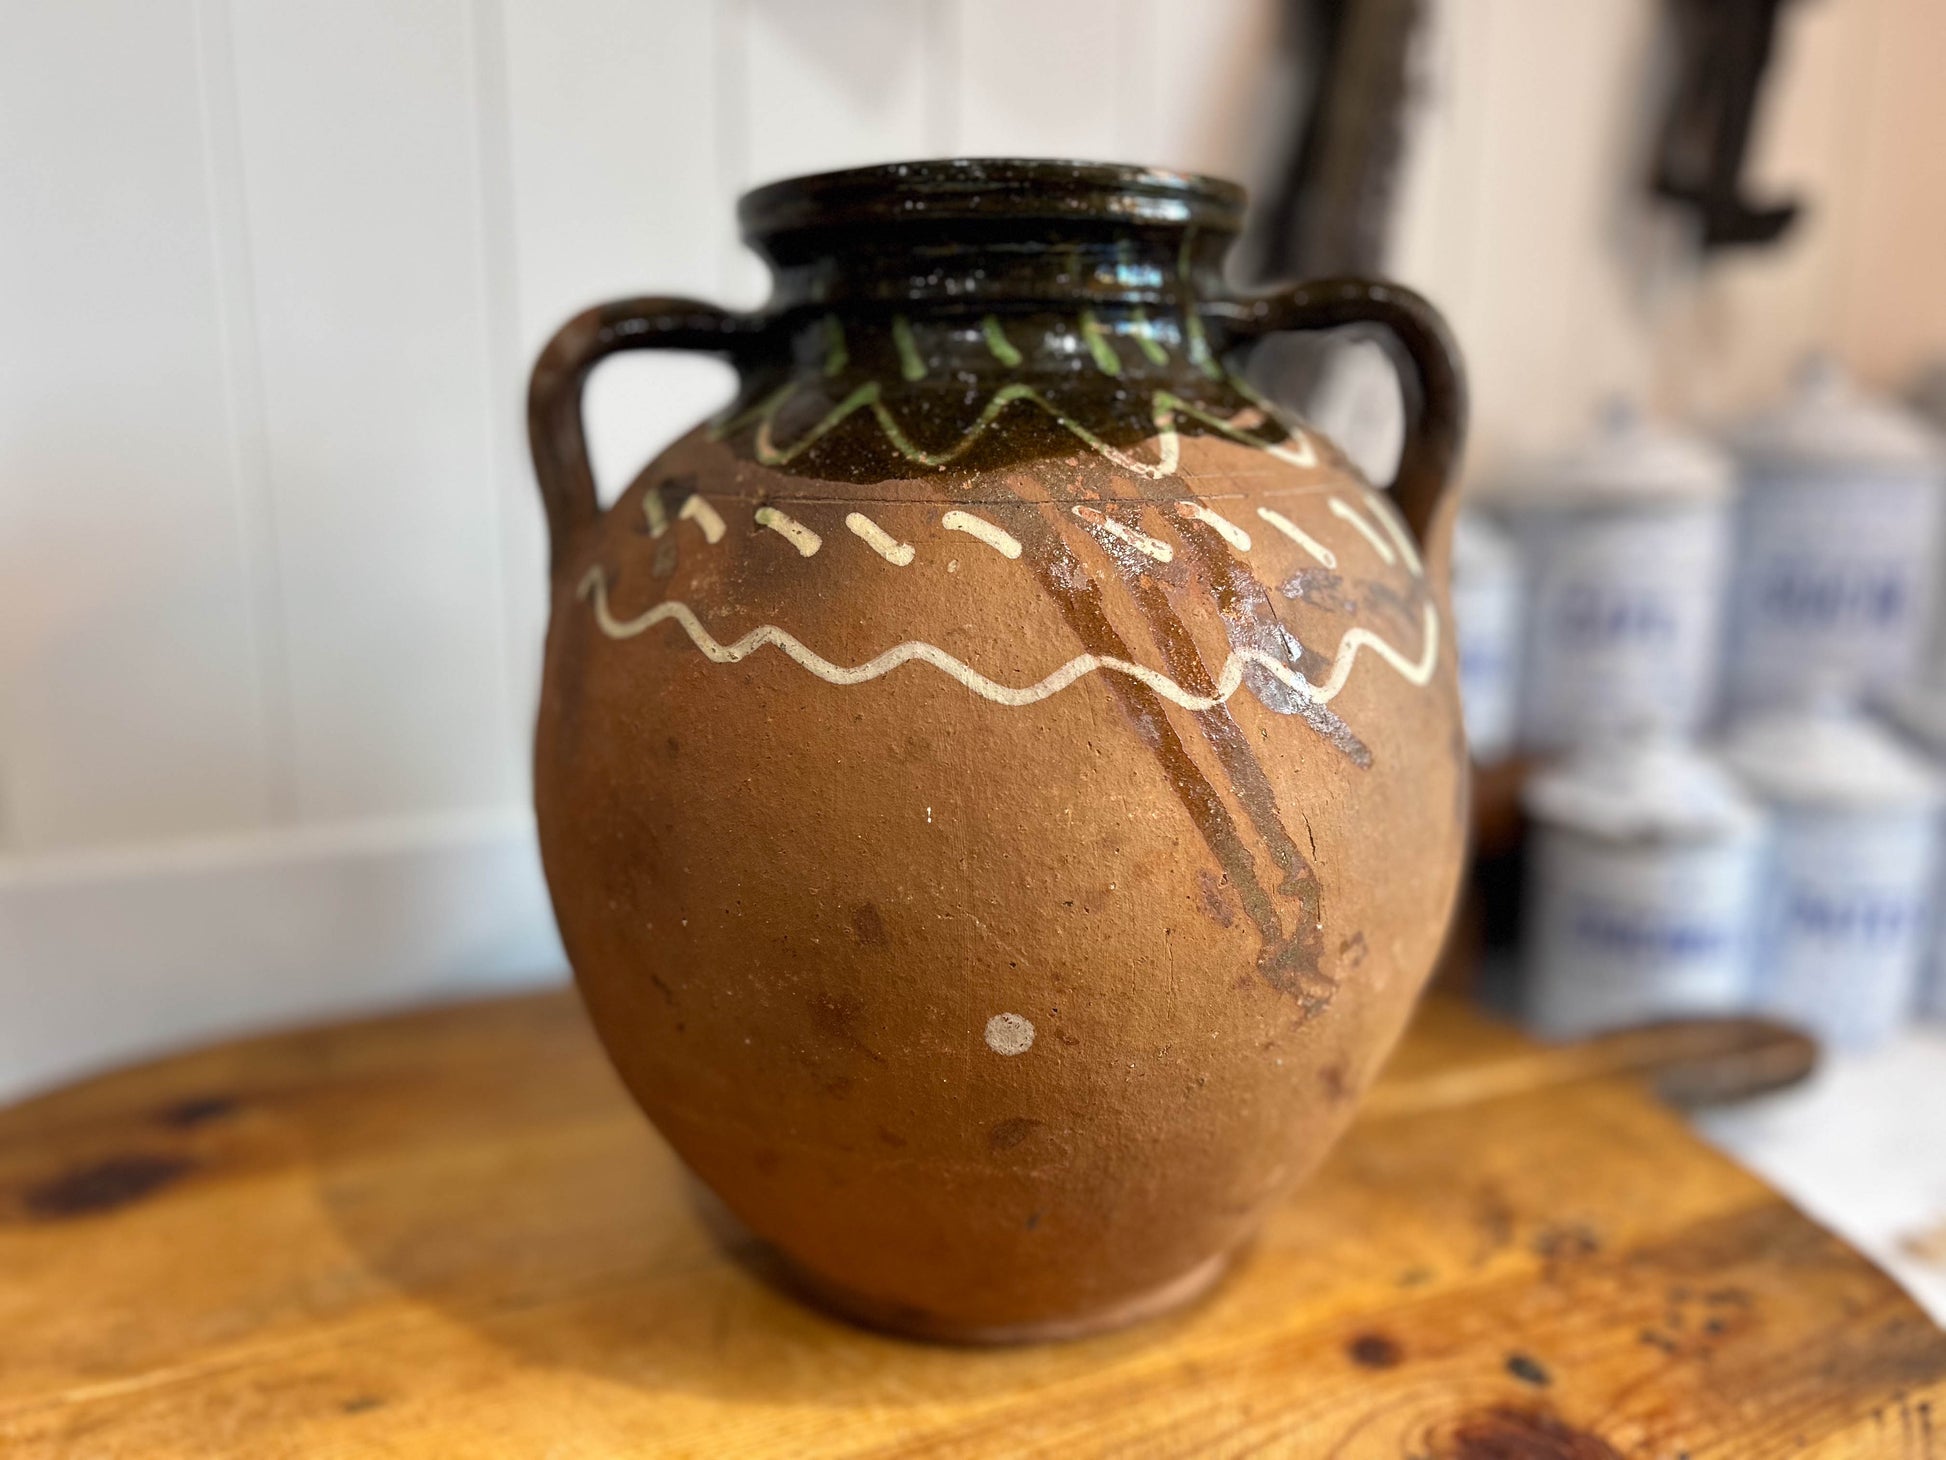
left=1652, top=0, right=1805, bottom=251
left=1250, top=0, right=1425, bottom=286
left=1245, top=0, right=1428, bottom=420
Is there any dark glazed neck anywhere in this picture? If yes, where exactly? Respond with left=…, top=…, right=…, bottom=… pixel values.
left=739, top=159, right=1244, bottom=316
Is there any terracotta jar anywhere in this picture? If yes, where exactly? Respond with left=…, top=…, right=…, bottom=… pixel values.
left=529, top=160, right=1468, bottom=1343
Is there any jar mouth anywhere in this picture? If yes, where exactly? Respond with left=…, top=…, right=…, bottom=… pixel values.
left=738, top=158, right=1247, bottom=243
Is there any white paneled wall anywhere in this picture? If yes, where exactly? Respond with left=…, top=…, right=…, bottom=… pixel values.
left=3, top=0, right=1942, bottom=1097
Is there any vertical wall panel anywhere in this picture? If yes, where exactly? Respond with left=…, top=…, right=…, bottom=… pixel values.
left=227, top=0, right=518, bottom=823
left=741, top=0, right=932, bottom=186
left=1124, top=0, right=1278, bottom=180
left=496, top=0, right=736, bottom=747
left=1643, top=0, right=1877, bottom=419
left=0, top=0, right=273, bottom=850
left=949, top=0, right=1130, bottom=160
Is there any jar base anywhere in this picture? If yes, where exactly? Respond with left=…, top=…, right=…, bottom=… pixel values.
left=687, top=1175, right=1240, bottom=1344
left=767, top=1244, right=1237, bottom=1347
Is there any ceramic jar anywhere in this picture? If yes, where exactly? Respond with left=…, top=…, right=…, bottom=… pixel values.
left=1521, top=736, right=1764, bottom=1038
left=1724, top=707, right=1940, bottom=1050
left=1450, top=510, right=1523, bottom=764
left=525, top=161, right=1469, bottom=1342
left=1493, top=402, right=1733, bottom=752
left=1724, top=358, right=1945, bottom=713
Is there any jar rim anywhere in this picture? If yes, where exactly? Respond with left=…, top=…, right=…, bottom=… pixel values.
left=738, top=158, right=1247, bottom=242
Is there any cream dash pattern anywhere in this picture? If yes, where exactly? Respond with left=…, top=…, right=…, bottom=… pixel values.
left=1257, top=506, right=1338, bottom=568
left=845, top=512, right=915, bottom=566
left=679, top=494, right=726, bottom=544
left=1328, top=496, right=1396, bottom=566
left=1073, top=505, right=1174, bottom=563
left=755, top=506, right=821, bottom=557
left=579, top=569, right=1438, bottom=714
left=941, top=510, right=1022, bottom=560
left=1175, top=501, right=1252, bottom=552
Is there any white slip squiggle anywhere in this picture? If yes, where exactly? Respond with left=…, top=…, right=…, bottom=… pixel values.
left=845, top=511, right=915, bottom=566
left=755, top=506, right=821, bottom=557
left=679, top=494, right=726, bottom=544
left=1256, top=507, right=1337, bottom=568
left=1174, top=501, right=1251, bottom=552
left=643, top=492, right=669, bottom=538
left=579, top=569, right=1437, bottom=712
left=1328, top=497, right=1396, bottom=566
left=1073, top=505, right=1174, bottom=564
left=1367, top=495, right=1423, bottom=576
left=941, top=509, right=1022, bottom=560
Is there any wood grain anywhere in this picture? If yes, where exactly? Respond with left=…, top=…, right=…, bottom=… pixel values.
left=0, top=991, right=1938, bottom=1458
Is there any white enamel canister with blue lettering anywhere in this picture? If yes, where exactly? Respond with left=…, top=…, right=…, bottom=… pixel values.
left=1725, top=358, right=1946, bottom=714
left=1493, top=402, right=1733, bottom=751
left=1724, top=708, right=1941, bottom=1050
left=1521, top=735, right=1765, bottom=1039
left=1450, top=510, right=1523, bottom=764
left=1886, top=682, right=1946, bottom=1020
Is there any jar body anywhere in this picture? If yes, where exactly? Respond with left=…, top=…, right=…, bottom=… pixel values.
left=528, top=162, right=1468, bottom=1340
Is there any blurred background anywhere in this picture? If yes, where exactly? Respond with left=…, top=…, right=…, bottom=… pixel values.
left=5, top=0, right=1946, bottom=1300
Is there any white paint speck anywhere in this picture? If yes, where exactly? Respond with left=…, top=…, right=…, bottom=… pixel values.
left=985, top=1012, right=1035, bottom=1056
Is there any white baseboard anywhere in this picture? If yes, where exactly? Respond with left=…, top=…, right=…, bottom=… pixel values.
left=0, top=810, right=567, bottom=1103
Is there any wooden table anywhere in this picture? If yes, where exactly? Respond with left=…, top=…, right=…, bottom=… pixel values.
left=1, top=991, right=1940, bottom=1458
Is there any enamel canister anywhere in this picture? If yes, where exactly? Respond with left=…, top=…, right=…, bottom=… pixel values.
left=1450, top=510, right=1523, bottom=763
left=1724, top=707, right=1940, bottom=1050
left=1725, top=358, right=1945, bottom=713
left=1886, top=682, right=1946, bottom=1019
left=1522, top=736, right=1764, bottom=1038
left=1494, top=401, right=1733, bottom=752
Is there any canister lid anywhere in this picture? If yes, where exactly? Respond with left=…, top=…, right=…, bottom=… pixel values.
left=1730, top=354, right=1943, bottom=475
left=1723, top=703, right=1942, bottom=811
left=1524, top=733, right=1763, bottom=841
left=1489, top=398, right=1734, bottom=506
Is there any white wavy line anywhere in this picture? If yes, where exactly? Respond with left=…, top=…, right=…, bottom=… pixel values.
left=679, top=494, right=726, bottom=544
left=1328, top=496, right=1396, bottom=565
left=1175, top=501, right=1252, bottom=552
left=1257, top=506, right=1338, bottom=568
left=579, top=569, right=1437, bottom=712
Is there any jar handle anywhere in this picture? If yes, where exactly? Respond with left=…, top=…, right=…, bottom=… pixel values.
left=527, top=298, right=761, bottom=578
left=1215, top=279, right=1467, bottom=549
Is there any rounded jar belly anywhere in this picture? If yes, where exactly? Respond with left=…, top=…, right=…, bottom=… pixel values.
left=536, top=425, right=1465, bottom=1340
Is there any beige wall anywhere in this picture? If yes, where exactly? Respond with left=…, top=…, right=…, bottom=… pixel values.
left=1391, top=0, right=1946, bottom=479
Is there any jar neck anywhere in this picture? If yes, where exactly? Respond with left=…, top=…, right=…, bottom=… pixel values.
left=748, top=220, right=1239, bottom=318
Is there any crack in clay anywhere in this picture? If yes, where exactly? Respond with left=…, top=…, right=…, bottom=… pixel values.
left=579, top=570, right=1437, bottom=713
